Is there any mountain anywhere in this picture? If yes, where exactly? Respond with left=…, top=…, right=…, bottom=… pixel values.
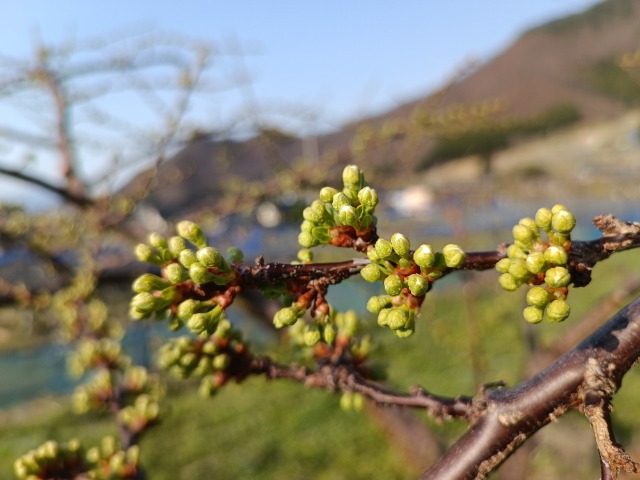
left=121, top=0, right=640, bottom=219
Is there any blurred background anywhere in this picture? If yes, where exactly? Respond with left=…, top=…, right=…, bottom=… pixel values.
left=3, top=1, right=640, bottom=478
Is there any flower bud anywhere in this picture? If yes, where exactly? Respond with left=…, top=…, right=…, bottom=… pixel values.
left=132, top=274, right=170, bottom=293
left=512, top=224, right=535, bottom=249
left=198, top=377, right=219, bottom=397
left=545, top=266, right=571, bottom=288
left=360, top=263, right=383, bottom=283
left=495, top=258, right=511, bottom=273
left=526, top=286, right=551, bottom=307
left=544, top=245, right=568, bottom=265
left=523, top=305, right=544, bottom=324
left=297, top=249, right=313, bottom=263
left=357, top=186, right=378, bottom=210
left=212, top=353, right=231, bottom=370
left=273, top=306, right=299, bottom=328
left=366, top=295, right=391, bottom=313
left=390, top=233, right=410, bottom=258
left=407, top=273, right=429, bottom=297
left=375, top=238, right=393, bottom=260
left=303, top=325, right=321, bottom=346
left=167, top=236, right=187, bottom=257
left=226, top=247, right=244, bottom=263
left=189, top=262, right=216, bottom=284
left=498, top=273, right=519, bottom=291
left=176, top=220, right=207, bottom=248
left=342, top=164, right=361, bottom=187
left=148, top=232, right=168, bottom=249
left=178, top=249, right=198, bottom=268
left=166, top=262, right=189, bottom=284
left=332, top=192, right=351, bottom=211
left=507, top=258, right=530, bottom=281
left=525, top=252, right=546, bottom=274
left=413, top=244, right=435, bottom=268
left=535, top=207, right=553, bottom=232
left=197, top=247, right=223, bottom=267
left=384, top=274, right=404, bottom=296
left=547, top=299, right=571, bottom=322
left=366, top=247, right=380, bottom=262
left=506, top=244, right=528, bottom=260
left=298, top=231, right=317, bottom=248
left=131, top=292, right=160, bottom=314
left=377, top=308, right=390, bottom=327
left=135, top=243, right=160, bottom=264
left=323, top=322, right=336, bottom=344
left=177, top=299, right=199, bottom=320
left=338, top=205, right=358, bottom=226
left=187, top=313, right=208, bottom=333
left=386, top=308, right=409, bottom=330
left=518, top=217, right=539, bottom=235
left=551, top=204, right=569, bottom=214
left=442, top=244, right=465, bottom=268
left=551, top=209, right=576, bottom=234
left=319, top=186, right=339, bottom=203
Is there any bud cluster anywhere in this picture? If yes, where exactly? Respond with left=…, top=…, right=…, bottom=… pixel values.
left=130, top=224, right=242, bottom=334
left=67, top=338, right=128, bottom=378
left=14, top=437, right=141, bottom=480
left=298, top=164, right=378, bottom=250
left=157, top=318, right=250, bottom=397
left=496, top=205, right=576, bottom=323
left=362, top=233, right=466, bottom=337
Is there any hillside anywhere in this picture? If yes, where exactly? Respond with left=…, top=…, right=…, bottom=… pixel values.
left=122, top=0, right=640, bottom=219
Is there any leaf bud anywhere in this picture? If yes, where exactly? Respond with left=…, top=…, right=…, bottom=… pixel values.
left=495, top=258, right=511, bottom=273
left=413, top=244, right=435, bottom=268
left=132, top=274, right=170, bottom=293
left=498, top=273, right=519, bottom=292
left=360, top=263, right=383, bottom=283
left=166, top=262, right=189, bottom=284
left=342, top=164, right=361, bottom=187
left=319, top=186, right=339, bottom=203
left=384, top=274, right=404, bottom=296
left=545, top=266, right=571, bottom=288
left=178, top=249, right=198, bottom=268
left=357, top=186, right=378, bottom=210
left=366, top=294, right=391, bottom=313
left=298, top=231, right=317, bottom=248
left=332, top=192, right=351, bottom=211
left=390, top=233, right=411, bottom=258
left=526, top=286, right=551, bottom=307
left=442, top=244, right=465, bottom=268
left=525, top=251, right=546, bottom=274
left=523, top=305, right=544, bottom=324
left=338, top=205, right=358, bottom=226
left=551, top=209, right=576, bottom=234
left=273, top=306, right=300, bottom=328
left=386, top=308, right=409, bottom=330
left=547, top=299, right=571, bottom=322
left=407, top=273, right=429, bottom=297
left=507, top=258, right=530, bottom=281
left=311, top=226, right=330, bottom=244
left=375, top=238, right=393, bottom=260
left=544, top=245, right=569, bottom=265
left=535, top=207, right=553, bottom=232
left=176, top=220, right=207, bottom=248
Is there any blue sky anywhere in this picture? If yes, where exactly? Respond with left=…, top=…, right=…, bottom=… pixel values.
left=1, top=1, right=600, bottom=206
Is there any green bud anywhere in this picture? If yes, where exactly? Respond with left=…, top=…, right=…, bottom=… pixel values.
left=495, top=258, right=511, bottom=273
left=518, top=217, right=539, bottom=235
left=168, top=236, right=188, bottom=257
left=551, top=209, right=576, bottom=234
left=413, top=244, right=435, bottom=268
left=507, top=259, right=530, bottom=281
left=148, top=232, right=168, bottom=249
left=512, top=224, right=535, bottom=249
left=523, top=306, right=544, bottom=324
left=357, top=186, right=378, bottom=210
left=390, top=233, right=411, bottom=258
left=338, top=205, right=358, bottom=227
left=525, top=251, right=546, bottom=274
left=297, top=249, right=313, bottom=263
left=360, top=263, right=383, bottom=283
left=384, top=274, right=404, bottom=296
left=176, top=220, right=207, bottom=248
left=549, top=231, right=570, bottom=246
left=227, top=247, right=244, bottom=263
left=332, top=192, right=351, bottom=211
left=407, top=273, right=429, bottom=297
left=323, top=322, right=336, bottom=344
left=197, top=247, right=223, bottom=267
left=187, top=313, right=208, bottom=334
left=189, top=262, right=215, bottom=284
left=507, top=244, right=528, bottom=260
left=198, top=377, right=219, bottom=397
left=212, top=353, right=231, bottom=370
left=386, top=308, right=409, bottom=330
left=377, top=308, right=390, bottom=327
left=178, top=249, right=198, bottom=268
left=366, top=294, right=392, bottom=313
left=545, top=266, right=571, bottom=288
left=166, top=262, right=189, bottom=284
left=273, top=306, right=299, bottom=328
left=547, top=299, right=571, bottom=322
left=319, top=186, right=339, bottom=203
left=303, top=325, right=321, bottom=346
left=311, top=226, right=330, bottom=244
left=131, top=292, right=160, bottom=314
left=342, top=165, right=361, bottom=187
left=298, top=231, right=317, bottom=248
left=551, top=204, right=569, bottom=214
left=132, top=274, right=170, bottom=293
left=535, top=208, right=553, bottom=232
left=366, top=247, right=380, bottom=262
left=498, top=273, right=519, bottom=292
left=300, top=220, right=315, bottom=232
left=375, top=238, right=393, bottom=260
left=442, top=244, right=465, bottom=268
left=544, top=245, right=568, bottom=265
left=338, top=310, right=358, bottom=337
left=177, top=299, right=199, bottom=320
left=135, top=243, right=161, bottom=264
left=526, top=286, right=551, bottom=307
